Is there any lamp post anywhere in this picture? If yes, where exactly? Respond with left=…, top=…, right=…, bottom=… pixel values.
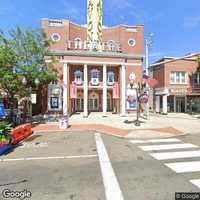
left=145, top=33, right=154, bottom=119
left=129, top=73, right=140, bottom=126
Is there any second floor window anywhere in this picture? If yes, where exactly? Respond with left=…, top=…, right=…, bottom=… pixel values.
left=90, top=69, right=100, bottom=86
left=193, top=73, right=200, bottom=85
left=170, top=71, right=187, bottom=84
left=74, top=70, right=83, bottom=85
left=107, top=71, right=115, bottom=85
left=74, top=38, right=82, bottom=49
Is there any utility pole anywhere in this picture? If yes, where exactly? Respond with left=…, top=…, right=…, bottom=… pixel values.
left=145, top=33, right=154, bottom=119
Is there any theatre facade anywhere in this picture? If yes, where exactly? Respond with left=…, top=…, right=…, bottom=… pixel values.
left=40, top=1, right=144, bottom=117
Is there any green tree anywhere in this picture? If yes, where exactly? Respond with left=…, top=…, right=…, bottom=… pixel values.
left=0, top=27, right=57, bottom=123
left=0, top=35, right=26, bottom=122
left=197, top=55, right=200, bottom=71
left=9, top=27, right=57, bottom=88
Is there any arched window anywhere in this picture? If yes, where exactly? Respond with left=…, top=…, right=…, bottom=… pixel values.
left=107, top=71, right=115, bottom=85
left=90, top=69, right=100, bottom=86
left=74, top=38, right=82, bottom=49
left=76, top=91, right=84, bottom=111
left=107, top=92, right=113, bottom=111
left=107, top=40, right=116, bottom=51
left=74, top=70, right=83, bottom=85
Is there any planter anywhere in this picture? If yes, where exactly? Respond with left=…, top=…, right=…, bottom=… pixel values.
left=0, top=144, right=13, bottom=156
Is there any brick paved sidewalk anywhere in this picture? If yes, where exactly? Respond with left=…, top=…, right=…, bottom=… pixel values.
left=33, top=123, right=183, bottom=139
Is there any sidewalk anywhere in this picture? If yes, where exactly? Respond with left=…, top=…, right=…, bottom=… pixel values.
left=33, top=113, right=200, bottom=139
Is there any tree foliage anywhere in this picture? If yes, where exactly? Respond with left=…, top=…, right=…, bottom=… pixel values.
left=0, top=27, right=58, bottom=123
left=197, top=55, right=200, bottom=71
left=9, top=27, right=57, bottom=88
left=0, top=38, right=25, bottom=99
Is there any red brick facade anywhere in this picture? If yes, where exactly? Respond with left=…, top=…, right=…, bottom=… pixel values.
left=150, top=56, right=200, bottom=113
left=38, top=19, right=144, bottom=116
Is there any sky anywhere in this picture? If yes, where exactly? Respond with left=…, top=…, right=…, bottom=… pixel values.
left=0, top=0, right=200, bottom=63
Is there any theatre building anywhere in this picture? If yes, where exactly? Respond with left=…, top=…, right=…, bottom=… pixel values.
left=40, top=0, right=144, bottom=117
left=150, top=53, right=200, bottom=114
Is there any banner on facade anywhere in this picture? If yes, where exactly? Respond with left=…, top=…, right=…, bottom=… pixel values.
left=70, top=82, right=77, bottom=99
left=126, top=88, right=137, bottom=110
left=138, top=93, right=149, bottom=104
left=113, top=83, right=119, bottom=99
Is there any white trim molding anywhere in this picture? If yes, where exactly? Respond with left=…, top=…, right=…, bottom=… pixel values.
left=60, top=60, right=142, bottom=66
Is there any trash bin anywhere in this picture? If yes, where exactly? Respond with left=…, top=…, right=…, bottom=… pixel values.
left=59, top=115, right=69, bottom=129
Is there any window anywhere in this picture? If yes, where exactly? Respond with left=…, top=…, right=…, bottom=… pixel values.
left=107, top=40, right=116, bottom=51
left=170, top=72, right=187, bottom=84
left=74, top=38, right=82, bottom=49
left=107, top=71, right=115, bottom=85
left=51, top=33, right=61, bottom=42
left=74, top=70, right=83, bottom=85
left=193, top=73, right=200, bottom=85
left=128, top=38, right=136, bottom=47
left=90, top=69, right=100, bottom=85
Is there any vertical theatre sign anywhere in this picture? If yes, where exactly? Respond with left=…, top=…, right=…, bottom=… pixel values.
left=87, top=0, right=103, bottom=51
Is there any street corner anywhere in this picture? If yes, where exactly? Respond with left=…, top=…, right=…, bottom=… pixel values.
left=32, top=123, right=130, bottom=139
left=126, top=126, right=185, bottom=140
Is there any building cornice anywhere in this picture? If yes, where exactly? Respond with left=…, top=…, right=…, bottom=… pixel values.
left=47, top=50, right=144, bottom=60
left=150, top=53, right=200, bottom=68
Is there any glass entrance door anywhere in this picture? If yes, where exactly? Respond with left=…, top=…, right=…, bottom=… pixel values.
left=76, top=98, right=83, bottom=112
left=89, top=98, right=99, bottom=111
left=176, top=97, right=185, bottom=113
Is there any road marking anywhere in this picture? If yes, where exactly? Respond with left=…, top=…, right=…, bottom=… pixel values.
left=165, top=161, right=200, bottom=173
left=130, top=138, right=182, bottom=144
left=139, top=143, right=198, bottom=151
left=150, top=150, right=200, bottom=160
left=0, top=155, right=98, bottom=162
left=149, top=138, right=182, bottom=143
left=19, top=142, right=48, bottom=148
left=130, top=140, right=145, bottom=144
left=95, top=133, right=124, bottom=200
left=190, top=179, right=200, bottom=189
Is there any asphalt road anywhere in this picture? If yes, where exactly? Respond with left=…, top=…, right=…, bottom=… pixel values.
left=0, top=131, right=200, bottom=200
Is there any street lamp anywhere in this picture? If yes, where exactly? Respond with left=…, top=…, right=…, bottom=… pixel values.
left=129, top=73, right=140, bottom=126
left=145, top=33, right=154, bottom=119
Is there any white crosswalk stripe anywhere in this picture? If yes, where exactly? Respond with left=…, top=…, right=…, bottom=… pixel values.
left=150, top=150, right=200, bottom=160
left=130, top=138, right=182, bottom=144
left=130, top=138, right=200, bottom=188
left=190, top=179, right=200, bottom=189
left=139, top=143, right=198, bottom=151
left=165, top=161, right=200, bottom=173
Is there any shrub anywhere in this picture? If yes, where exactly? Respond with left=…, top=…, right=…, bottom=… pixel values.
left=0, top=121, right=12, bottom=145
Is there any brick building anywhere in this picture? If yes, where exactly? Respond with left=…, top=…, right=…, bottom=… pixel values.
left=39, top=0, right=144, bottom=117
left=149, top=53, right=200, bottom=114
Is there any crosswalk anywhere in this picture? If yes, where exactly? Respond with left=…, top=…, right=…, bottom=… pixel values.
left=130, top=138, right=200, bottom=189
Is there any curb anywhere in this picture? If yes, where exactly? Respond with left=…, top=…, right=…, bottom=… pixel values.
left=33, top=129, right=127, bottom=139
